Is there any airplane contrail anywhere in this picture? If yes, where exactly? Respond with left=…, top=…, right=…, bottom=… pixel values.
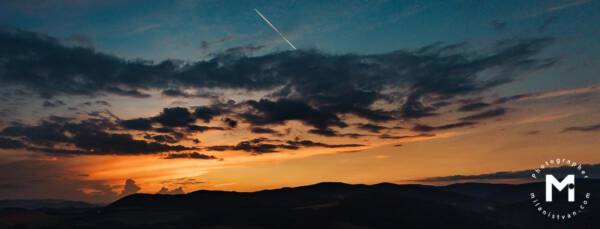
left=254, top=8, right=297, bottom=50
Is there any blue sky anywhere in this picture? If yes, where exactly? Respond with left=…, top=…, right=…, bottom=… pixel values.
left=0, top=1, right=596, bottom=55
left=2, top=0, right=598, bottom=94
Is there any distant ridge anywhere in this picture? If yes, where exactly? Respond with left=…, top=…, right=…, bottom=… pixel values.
left=2, top=181, right=599, bottom=228
left=0, top=199, right=98, bottom=210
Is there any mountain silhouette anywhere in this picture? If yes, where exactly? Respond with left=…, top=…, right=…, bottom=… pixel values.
left=1, top=180, right=598, bottom=228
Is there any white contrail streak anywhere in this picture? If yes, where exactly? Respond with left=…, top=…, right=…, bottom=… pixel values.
left=254, top=8, right=297, bottom=50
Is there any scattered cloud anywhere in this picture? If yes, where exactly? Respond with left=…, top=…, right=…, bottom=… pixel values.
left=546, top=0, right=591, bottom=13
left=0, top=116, right=195, bottom=155
left=413, top=163, right=600, bottom=183
left=0, top=137, right=25, bottom=149
left=459, top=108, right=507, bottom=121
left=562, top=123, right=600, bottom=132
left=1, top=29, right=555, bottom=127
left=205, top=138, right=364, bottom=154
left=356, top=123, right=389, bottom=133
left=379, top=133, right=434, bottom=140
left=43, top=99, right=66, bottom=108
left=157, top=186, right=185, bottom=195
left=250, top=126, right=282, bottom=136
left=120, top=179, right=141, bottom=196
left=411, top=122, right=476, bottom=132
left=496, top=84, right=600, bottom=104
left=163, top=152, right=220, bottom=160
left=458, top=102, right=491, bottom=112
left=523, top=130, right=541, bottom=135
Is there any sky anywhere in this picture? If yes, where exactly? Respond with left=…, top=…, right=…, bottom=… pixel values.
left=0, top=0, right=599, bottom=203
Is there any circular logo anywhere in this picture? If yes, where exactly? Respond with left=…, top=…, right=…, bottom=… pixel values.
left=529, top=158, right=591, bottom=220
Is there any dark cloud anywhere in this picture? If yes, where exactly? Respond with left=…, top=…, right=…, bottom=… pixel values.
left=286, top=139, right=364, bottom=148
left=205, top=138, right=363, bottom=154
left=206, top=138, right=293, bottom=154
left=193, top=105, right=226, bottom=123
left=399, top=94, right=438, bottom=118
left=378, top=133, right=434, bottom=140
left=1, top=121, right=73, bottom=146
left=1, top=28, right=555, bottom=126
left=0, top=28, right=169, bottom=97
left=524, top=130, right=541, bottom=135
left=458, top=102, right=491, bottom=112
left=163, top=152, right=220, bottom=160
left=95, top=100, right=111, bottom=106
left=43, top=99, right=65, bottom=108
left=224, top=44, right=265, bottom=56
left=0, top=137, right=25, bottom=149
left=161, top=88, right=219, bottom=99
left=120, top=179, right=141, bottom=196
left=493, top=90, right=557, bottom=104
left=162, top=88, right=191, bottom=97
left=355, top=123, right=403, bottom=134
left=119, top=106, right=228, bottom=136
left=491, top=84, right=599, bottom=104
left=58, top=131, right=192, bottom=155
left=459, top=107, right=507, bottom=121
left=0, top=28, right=560, bottom=149
left=379, top=134, right=401, bottom=139
left=396, top=38, right=554, bottom=118
left=411, top=122, right=476, bottom=132
left=414, top=163, right=600, bottom=183
left=562, top=123, right=600, bottom=133
left=161, top=177, right=204, bottom=186
left=157, top=187, right=185, bottom=195
left=105, top=87, right=151, bottom=98
left=120, top=118, right=153, bottom=131
left=222, top=117, right=238, bottom=128
left=187, top=125, right=225, bottom=132
left=152, top=107, right=196, bottom=127
left=250, top=127, right=281, bottom=135
left=356, top=123, right=387, bottom=133
left=242, top=99, right=347, bottom=130
left=307, top=128, right=367, bottom=138
left=145, top=134, right=181, bottom=144
left=308, top=128, right=338, bottom=137
left=0, top=117, right=194, bottom=155
left=431, top=101, right=451, bottom=108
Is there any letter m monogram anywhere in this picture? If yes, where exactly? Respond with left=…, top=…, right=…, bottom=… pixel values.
left=545, top=174, right=575, bottom=202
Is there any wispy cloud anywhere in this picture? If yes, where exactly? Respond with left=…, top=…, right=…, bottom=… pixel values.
left=546, top=0, right=592, bottom=13
left=495, top=84, right=600, bottom=104
left=562, top=123, right=600, bottom=132
left=524, top=0, right=592, bottom=18
left=412, top=163, right=600, bottom=183
left=130, top=23, right=162, bottom=35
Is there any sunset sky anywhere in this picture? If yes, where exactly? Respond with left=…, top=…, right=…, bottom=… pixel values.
left=1, top=0, right=600, bottom=203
